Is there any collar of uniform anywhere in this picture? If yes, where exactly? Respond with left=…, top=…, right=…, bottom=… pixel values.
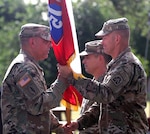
left=115, top=47, right=131, bottom=61
left=93, top=74, right=106, bottom=82
left=107, top=47, right=131, bottom=68
left=20, top=49, right=44, bottom=72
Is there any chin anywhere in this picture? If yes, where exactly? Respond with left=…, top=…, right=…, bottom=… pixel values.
left=85, top=69, right=89, bottom=72
left=104, top=50, right=109, bottom=55
left=44, top=55, right=48, bottom=59
left=40, top=57, right=48, bottom=61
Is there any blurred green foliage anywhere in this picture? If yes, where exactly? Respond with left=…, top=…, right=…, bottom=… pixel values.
left=0, top=0, right=150, bottom=85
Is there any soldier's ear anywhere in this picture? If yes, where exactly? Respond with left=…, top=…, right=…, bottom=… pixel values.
left=29, top=37, right=36, bottom=48
left=115, top=34, right=120, bottom=42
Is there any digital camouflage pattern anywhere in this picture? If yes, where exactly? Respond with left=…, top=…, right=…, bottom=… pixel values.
left=69, top=48, right=149, bottom=134
left=78, top=77, right=104, bottom=134
left=50, top=110, right=65, bottom=133
left=79, top=40, right=103, bottom=56
left=19, top=23, right=51, bottom=41
left=95, top=18, right=129, bottom=37
left=78, top=102, right=100, bottom=134
left=1, top=51, right=67, bottom=134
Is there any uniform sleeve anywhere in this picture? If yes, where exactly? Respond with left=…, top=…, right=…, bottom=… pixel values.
left=50, top=111, right=65, bottom=134
left=14, top=63, right=68, bottom=115
left=69, top=64, right=132, bottom=104
left=77, top=102, right=100, bottom=130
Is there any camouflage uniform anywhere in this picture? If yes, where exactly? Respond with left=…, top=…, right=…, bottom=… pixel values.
left=78, top=77, right=104, bottom=134
left=1, top=23, right=68, bottom=134
left=78, top=102, right=100, bottom=133
left=50, top=110, right=65, bottom=133
left=75, top=40, right=112, bottom=134
left=69, top=47, right=149, bottom=133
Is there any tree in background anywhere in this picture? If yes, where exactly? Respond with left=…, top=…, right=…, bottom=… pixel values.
left=110, top=0, right=150, bottom=75
left=0, top=0, right=150, bottom=84
left=73, top=0, right=150, bottom=76
left=72, top=0, right=117, bottom=77
left=0, top=0, right=57, bottom=85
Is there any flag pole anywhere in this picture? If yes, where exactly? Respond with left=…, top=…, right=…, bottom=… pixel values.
left=48, top=0, right=83, bottom=123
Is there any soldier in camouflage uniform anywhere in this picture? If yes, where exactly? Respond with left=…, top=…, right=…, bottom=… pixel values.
left=68, top=40, right=111, bottom=134
left=1, top=23, right=71, bottom=134
left=50, top=110, right=66, bottom=133
left=58, top=18, right=149, bottom=133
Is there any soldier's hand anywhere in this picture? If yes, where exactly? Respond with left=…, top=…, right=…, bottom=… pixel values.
left=57, top=64, right=72, bottom=78
left=67, top=121, right=79, bottom=131
left=62, top=123, right=73, bottom=134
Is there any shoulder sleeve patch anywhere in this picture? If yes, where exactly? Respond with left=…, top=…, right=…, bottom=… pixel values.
left=112, top=75, right=123, bottom=86
left=18, top=73, right=31, bottom=87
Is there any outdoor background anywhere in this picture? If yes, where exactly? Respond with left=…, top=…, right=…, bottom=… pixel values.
left=0, top=0, right=150, bottom=132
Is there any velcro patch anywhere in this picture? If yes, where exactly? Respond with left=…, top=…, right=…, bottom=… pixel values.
left=18, top=73, right=31, bottom=87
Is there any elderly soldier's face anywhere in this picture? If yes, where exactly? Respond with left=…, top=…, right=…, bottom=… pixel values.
left=101, top=32, right=115, bottom=57
left=32, top=37, right=51, bottom=61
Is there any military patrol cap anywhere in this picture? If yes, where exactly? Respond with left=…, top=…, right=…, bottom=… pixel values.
left=80, top=40, right=103, bottom=56
left=95, top=17, right=129, bottom=37
left=19, top=23, right=51, bottom=41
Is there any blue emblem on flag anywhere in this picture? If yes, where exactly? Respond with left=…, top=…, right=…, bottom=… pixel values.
left=48, top=4, right=63, bottom=44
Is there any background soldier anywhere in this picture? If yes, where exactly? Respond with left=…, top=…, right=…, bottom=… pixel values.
left=58, top=18, right=149, bottom=133
left=67, top=40, right=111, bottom=134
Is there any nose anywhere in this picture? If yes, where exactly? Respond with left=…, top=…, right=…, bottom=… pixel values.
left=101, top=40, right=104, bottom=46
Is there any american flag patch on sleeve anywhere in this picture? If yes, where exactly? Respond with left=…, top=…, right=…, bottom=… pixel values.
left=18, top=73, right=31, bottom=87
